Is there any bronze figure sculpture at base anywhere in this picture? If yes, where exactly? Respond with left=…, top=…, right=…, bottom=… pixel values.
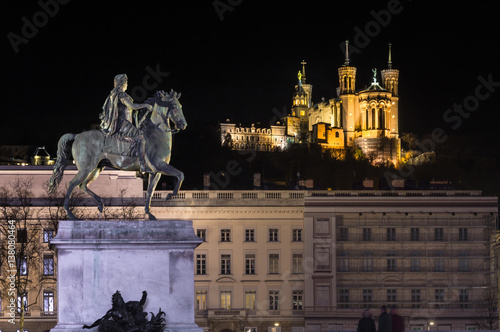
left=48, top=74, right=186, bottom=220
left=83, top=290, right=166, bottom=332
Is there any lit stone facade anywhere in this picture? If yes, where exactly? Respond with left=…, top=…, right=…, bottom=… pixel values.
left=220, top=122, right=288, bottom=151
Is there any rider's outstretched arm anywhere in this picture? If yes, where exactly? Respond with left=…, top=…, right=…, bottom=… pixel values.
left=121, top=96, right=152, bottom=111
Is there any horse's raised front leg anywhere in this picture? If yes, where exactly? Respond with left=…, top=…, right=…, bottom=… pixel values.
left=145, top=173, right=161, bottom=220
left=156, top=163, right=184, bottom=201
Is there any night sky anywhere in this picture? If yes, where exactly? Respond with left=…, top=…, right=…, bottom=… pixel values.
left=1, top=1, right=499, bottom=154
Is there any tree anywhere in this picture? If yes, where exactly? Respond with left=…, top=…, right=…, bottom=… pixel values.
left=474, top=288, right=499, bottom=330
left=0, top=178, right=54, bottom=331
left=401, top=132, right=417, bottom=150
left=221, top=132, right=234, bottom=149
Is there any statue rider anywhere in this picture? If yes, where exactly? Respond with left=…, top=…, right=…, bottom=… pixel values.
left=99, top=74, right=152, bottom=173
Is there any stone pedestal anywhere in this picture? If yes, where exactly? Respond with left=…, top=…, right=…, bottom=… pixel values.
left=50, top=220, right=203, bottom=332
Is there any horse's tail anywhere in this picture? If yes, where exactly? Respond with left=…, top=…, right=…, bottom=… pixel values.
left=48, top=133, right=76, bottom=194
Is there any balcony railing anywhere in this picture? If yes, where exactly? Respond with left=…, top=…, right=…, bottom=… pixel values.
left=149, top=190, right=483, bottom=201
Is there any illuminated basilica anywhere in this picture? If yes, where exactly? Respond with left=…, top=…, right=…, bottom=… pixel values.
left=221, top=41, right=401, bottom=166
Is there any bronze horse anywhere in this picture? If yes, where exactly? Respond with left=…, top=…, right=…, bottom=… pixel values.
left=48, top=90, right=186, bottom=220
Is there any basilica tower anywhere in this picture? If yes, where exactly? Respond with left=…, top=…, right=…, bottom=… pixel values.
left=291, top=60, right=313, bottom=139
left=381, top=43, right=399, bottom=138
left=338, top=40, right=358, bottom=146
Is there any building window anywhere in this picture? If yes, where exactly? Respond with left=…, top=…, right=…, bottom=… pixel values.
left=17, top=228, right=27, bottom=243
left=196, top=254, right=206, bottom=275
left=269, top=290, right=279, bottom=310
left=435, top=289, right=445, bottom=308
left=362, top=256, right=373, bottom=272
left=434, top=257, right=445, bottom=272
left=386, top=255, right=396, bottom=272
left=196, top=291, right=207, bottom=310
left=20, top=256, right=28, bottom=276
left=292, top=253, right=303, bottom=274
left=220, top=291, right=231, bottom=309
left=459, top=228, right=468, bottom=241
left=459, top=289, right=469, bottom=308
left=245, top=229, right=255, bottom=242
left=410, top=257, right=421, bottom=272
left=220, top=254, right=231, bottom=275
left=43, top=291, right=54, bottom=312
left=338, top=228, right=349, bottom=241
left=387, top=289, right=397, bottom=303
left=338, top=256, right=349, bottom=272
left=434, top=228, right=444, bottom=241
left=43, top=254, right=54, bottom=276
left=362, top=228, right=372, bottom=241
left=410, top=228, right=420, bottom=241
left=411, top=289, right=421, bottom=308
left=363, top=290, right=372, bottom=307
left=196, top=229, right=206, bottom=241
left=292, top=229, right=302, bottom=242
left=268, top=229, right=279, bottom=242
left=292, top=290, right=303, bottom=310
left=17, top=293, right=28, bottom=312
left=220, top=229, right=231, bottom=242
left=459, top=253, right=469, bottom=272
left=43, top=229, right=54, bottom=243
left=245, top=254, right=256, bottom=275
left=387, top=228, right=396, bottom=241
left=339, top=289, right=349, bottom=308
left=268, top=254, right=279, bottom=274
left=245, top=290, right=256, bottom=310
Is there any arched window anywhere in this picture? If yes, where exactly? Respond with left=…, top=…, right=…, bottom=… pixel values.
left=335, top=132, right=340, bottom=138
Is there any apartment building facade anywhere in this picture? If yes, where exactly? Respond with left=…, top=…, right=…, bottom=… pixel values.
left=0, top=167, right=498, bottom=332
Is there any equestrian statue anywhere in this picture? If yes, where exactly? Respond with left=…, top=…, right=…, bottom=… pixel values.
left=48, top=74, right=186, bottom=220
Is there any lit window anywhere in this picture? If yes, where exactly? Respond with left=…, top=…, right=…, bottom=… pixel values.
left=43, top=254, right=54, bottom=276
left=220, top=291, right=231, bottom=309
left=245, top=291, right=256, bottom=310
left=43, top=292, right=54, bottom=312
left=196, top=291, right=207, bottom=310
left=43, top=229, right=54, bottom=243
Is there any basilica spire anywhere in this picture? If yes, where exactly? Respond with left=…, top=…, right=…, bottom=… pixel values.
left=388, top=42, right=392, bottom=69
left=344, top=40, right=350, bottom=66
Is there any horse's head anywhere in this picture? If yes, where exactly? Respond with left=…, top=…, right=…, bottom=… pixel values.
left=152, top=90, right=187, bottom=132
